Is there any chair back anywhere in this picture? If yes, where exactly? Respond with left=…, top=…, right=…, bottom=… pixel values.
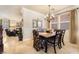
left=33, top=30, right=39, bottom=40
left=0, top=25, right=3, bottom=33
left=55, top=30, right=62, bottom=44
left=61, top=30, right=65, bottom=41
left=33, top=30, right=42, bottom=51
left=0, top=25, right=3, bottom=45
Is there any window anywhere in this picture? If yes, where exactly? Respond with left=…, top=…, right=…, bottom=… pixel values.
left=52, top=23, right=58, bottom=29
left=60, top=13, right=70, bottom=22
left=60, top=22, right=70, bottom=29
left=51, top=16, right=58, bottom=29
left=60, top=12, right=70, bottom=29
left=51, top=12, right=70, bottom=30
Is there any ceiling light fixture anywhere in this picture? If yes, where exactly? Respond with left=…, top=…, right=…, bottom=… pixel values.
left=46, top=5, right=55, bottom=22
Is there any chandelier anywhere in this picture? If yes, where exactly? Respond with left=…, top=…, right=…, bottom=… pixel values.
left=46, top=5, right=55, bottom=22
left=45, top=5, right=55, bottom=30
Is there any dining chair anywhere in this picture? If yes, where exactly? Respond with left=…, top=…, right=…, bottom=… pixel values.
left=39, top=35, right=48, bottom=52
left=54, top=29, right=66, bottom=48
left=17, top=28, right=23, bottom=41
left=47, top=30, right=62, bottom=53
left=0, top=25, right=3, bottom=54
left=54, top=30, right=63, bottom=48
left=61, top=30, right=65, bottom=45
left=0, top=40, right=3, bottom=54
left=33, top=30, right=45, bottom=51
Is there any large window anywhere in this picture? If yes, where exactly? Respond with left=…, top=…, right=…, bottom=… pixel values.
left=51, top=12, right=70, bottom=30
left=52, top=23, right=58, bottom=29
left=51, top=16, right=58, bottom=29
left=60, top=22, right=70, bottom=29
left=60, top=12, right=70, bottom=29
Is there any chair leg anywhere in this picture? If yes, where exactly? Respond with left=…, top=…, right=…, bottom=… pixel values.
left=58, top=42, right=62, bottom=49
left=62, top=39, right=65, bottom=45
left=40, top=43, right=44, bottom=49
left=60, top=42, right=62, bottom=48
left=33, top=42, right=40, bottom=51
left=58, top=43, right=61, bottom=49
left=35, top=45, right=40, bottom=51
left=54, top=44, right=56, bottom=54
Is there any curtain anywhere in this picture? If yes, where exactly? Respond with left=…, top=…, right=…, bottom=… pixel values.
left=76, top=8, right=79, bottom=44
left=70, top=9, right=77, bottom=44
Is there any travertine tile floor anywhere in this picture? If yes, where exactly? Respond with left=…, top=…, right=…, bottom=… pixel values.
left=3, top=31, right=79, bottom=54
left=3, top=36, right=79, bottom=54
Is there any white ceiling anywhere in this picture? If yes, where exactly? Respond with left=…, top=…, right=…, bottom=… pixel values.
left=0, top=5, right=75, bottom=15
left=24, top=5, right=74, bottom=14
left=0, top=5, right=21, bottom=14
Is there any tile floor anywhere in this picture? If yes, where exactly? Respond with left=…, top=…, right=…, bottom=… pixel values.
left=2, top=31, right=79, bottom=54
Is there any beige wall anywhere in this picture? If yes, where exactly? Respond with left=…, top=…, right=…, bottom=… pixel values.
left=0, top=6, right=22, bottom=21
left=22, top=8, right=45, bottom=40
left=0, top=6, right=22, bottom=29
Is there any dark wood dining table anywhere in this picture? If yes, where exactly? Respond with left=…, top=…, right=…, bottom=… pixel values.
left=39, top=32, right=55, bottom=53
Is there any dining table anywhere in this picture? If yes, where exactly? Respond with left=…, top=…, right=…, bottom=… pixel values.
left=39, top=32, right=56, bottom=53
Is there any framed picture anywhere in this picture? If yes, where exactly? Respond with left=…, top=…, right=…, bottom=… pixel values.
left=32, top=19, right=42, bottom=28
left=33, top=19, right=38, bottom=28
left=38, top=20, right=42, bottom=28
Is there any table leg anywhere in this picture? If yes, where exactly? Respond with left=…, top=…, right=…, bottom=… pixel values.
left=44, top=40, right=48, bottom=53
